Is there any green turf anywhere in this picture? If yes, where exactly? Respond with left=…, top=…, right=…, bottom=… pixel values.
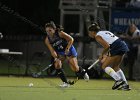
left=0, top=76, right=140, bottom=100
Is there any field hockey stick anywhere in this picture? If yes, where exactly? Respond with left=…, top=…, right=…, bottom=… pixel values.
left=32, top=58, right=59, bottom=77
left=67, top=57, right=87, bottom=85
left=68, top=77, right=79, bottom=85
left=32, top=63, right=53, bottom=78
left=88, top=59, right=100, bottom=70
left=68, top=59, right=100, bottom=83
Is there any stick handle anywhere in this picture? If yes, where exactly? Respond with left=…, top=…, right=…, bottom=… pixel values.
left=88, top=59, right=100, bottom=70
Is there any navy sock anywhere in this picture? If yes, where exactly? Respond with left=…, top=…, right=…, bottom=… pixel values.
left=75, top=67, right=86, bottom=78
left=56, top=68, right=68, bottom=83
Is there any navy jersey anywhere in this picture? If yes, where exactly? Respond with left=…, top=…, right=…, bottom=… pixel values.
left=47, top=32, right=68, bottom=52
left=47, top=32, right=77, bottom=57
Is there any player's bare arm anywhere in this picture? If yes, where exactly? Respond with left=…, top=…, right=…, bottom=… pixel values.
left=59, top=31, right=74, bottom=54
left=45, top=37, right=58, bottom=58
left=95, top=35, right=110, bottom=60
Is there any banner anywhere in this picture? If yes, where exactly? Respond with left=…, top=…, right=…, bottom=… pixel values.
left=111, top=8, right=140, bottom=34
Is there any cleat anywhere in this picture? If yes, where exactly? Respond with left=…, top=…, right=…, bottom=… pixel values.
left=118, top=85, right=131, bottom=91
left=83, top=72, right=89, bottom=82
left=59, top=82, right=70, bottom=88
left=81, top=69, right=89, bottom=82
left=112, top=80, right=125, bottom=90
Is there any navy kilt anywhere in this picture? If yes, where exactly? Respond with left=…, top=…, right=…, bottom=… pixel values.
left=109, top=39, right=129, bottom=56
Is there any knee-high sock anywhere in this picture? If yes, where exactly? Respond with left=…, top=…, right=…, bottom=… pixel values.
left=104, top=67, right=121, bottom=81
left=75, top=67, right=86, bottom=78
left=116, top=69, right=128, bottom=85
left=56, top=69, right=68, bottom=83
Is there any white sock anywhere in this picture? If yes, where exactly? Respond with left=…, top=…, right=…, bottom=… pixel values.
left=104, top=67, right=121, bottom=81
left=116, top=69, right=128, bottom=85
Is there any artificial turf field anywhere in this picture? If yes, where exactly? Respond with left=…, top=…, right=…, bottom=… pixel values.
left=0, top=76, right=139, bottom=100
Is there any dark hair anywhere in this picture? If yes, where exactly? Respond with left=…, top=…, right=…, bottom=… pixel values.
left=45, top=21, right=64, bottom=31
left=88, top=22, right=100, bottom=32
left=45, top=21, right=56, bottom=29
left=126, top=24, right=136, bottom=36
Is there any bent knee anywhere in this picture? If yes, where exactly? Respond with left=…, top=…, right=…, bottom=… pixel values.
left=54, top=61, right=62, bottom=69
left=70, top=65, right=79, bottom=72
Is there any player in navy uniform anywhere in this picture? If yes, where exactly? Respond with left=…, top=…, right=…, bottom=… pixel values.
left=45, top=22, right=89, bottom=87
left=88, top=22, right=131, bottom=90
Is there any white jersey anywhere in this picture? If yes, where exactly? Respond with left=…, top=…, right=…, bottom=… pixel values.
left=96, top=31, right=119, bottom=44
left=132, top=29, right=140, bottom=37
left=132, top=29, right=140, bottom=47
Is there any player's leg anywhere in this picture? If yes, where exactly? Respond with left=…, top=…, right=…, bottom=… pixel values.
left=54, top=56, right=69, bottom=87
left=101, top=56, right=125, bottom=89
left=116, top=68, right=131, bottom=91
left=67, top=45, right=89, bottom=81
left=102, top=56, right=121, bottom=81
left=112, top=55, right=131, bottom=90
left=68, top=56, right=89, bottom=81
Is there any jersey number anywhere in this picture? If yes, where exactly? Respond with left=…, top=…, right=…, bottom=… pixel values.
left=105, top=32, right=115, bottom=37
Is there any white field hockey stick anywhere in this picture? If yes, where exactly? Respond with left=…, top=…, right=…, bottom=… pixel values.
left=88, top=59, right=100, bottom=70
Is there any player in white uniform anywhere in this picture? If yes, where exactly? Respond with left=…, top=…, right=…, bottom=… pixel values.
left=88, top=22, right=130, bottom=90
left=120, top=24, right=140, bottom=80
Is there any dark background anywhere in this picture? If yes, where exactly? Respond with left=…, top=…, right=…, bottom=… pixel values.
left=0, top=0, right=60, bottom=36
left=0, top=0, right=140, bottom=80
left=0, top=0, right=61, bottom=75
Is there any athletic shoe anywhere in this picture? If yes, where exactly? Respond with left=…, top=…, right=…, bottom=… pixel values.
left=112, top=80, right=125, bottom=90
left=59, top=82, right=70, bottom=88
left=118, top=85, right=131, bottom=91
left=83, top=72, right=89, bottom=82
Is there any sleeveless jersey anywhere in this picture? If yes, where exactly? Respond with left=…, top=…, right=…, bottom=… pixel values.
left=96, top=31, right=119, bottom=44
left=47, top=32, right=68, bottom=52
